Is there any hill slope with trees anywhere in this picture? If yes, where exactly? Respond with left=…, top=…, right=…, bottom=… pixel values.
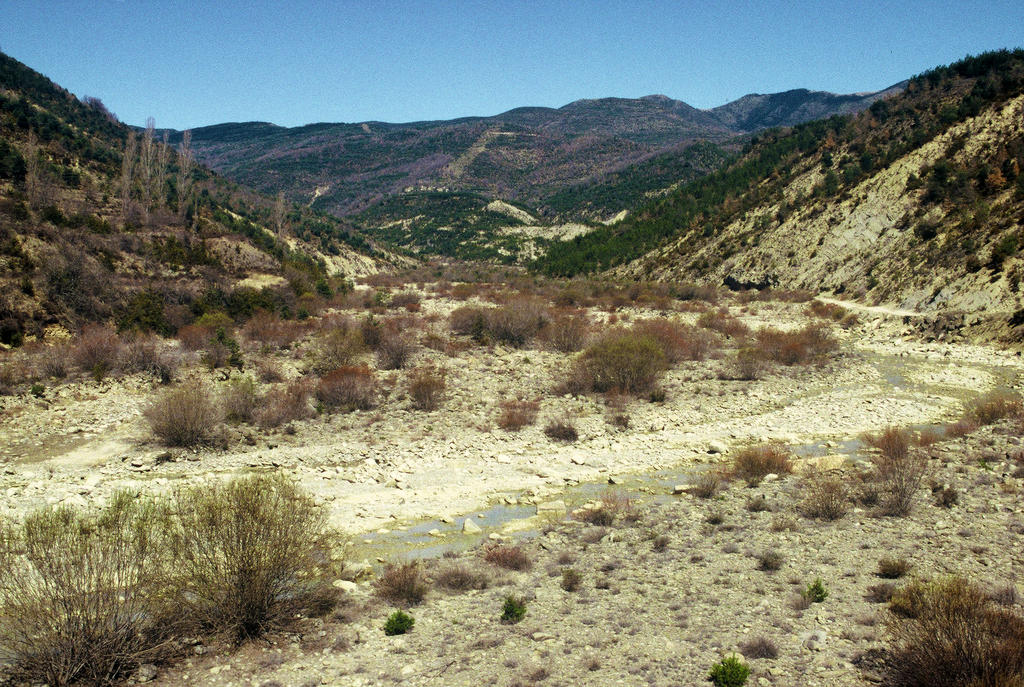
left=535, top=50, right=1024, bottom=339
left=0, top=52, right=395, bottom=346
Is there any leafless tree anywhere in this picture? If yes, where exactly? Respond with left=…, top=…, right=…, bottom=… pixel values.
left=139, top=118, right=156, bottom=223
left=120, top=131, right=138, bottom=224
left=176, top=130, right=195, bottom=225
left=21, top=131, right=45, bottom=208
left=154, top=130, right=169, bottom=214
left=272, top=191, right=287, bottom=238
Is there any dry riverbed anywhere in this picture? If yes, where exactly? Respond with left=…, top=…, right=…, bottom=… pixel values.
left=2, top=295, right=1023, bottom=685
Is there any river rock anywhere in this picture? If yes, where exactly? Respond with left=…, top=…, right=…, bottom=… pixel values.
left=536, top=500, right=567, bottom=514
left=462, top=518, right=482, bottom=534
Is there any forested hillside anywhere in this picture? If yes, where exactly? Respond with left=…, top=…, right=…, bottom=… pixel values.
left=535, top=50, right=1024, bottom=337
left=0, top=52, right=392, bottom=346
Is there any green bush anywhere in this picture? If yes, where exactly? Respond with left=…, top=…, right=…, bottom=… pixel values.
left=708, top=654, right=750, bottom=687
left=0, top=493, right=173, bottom=686
left=384, top=610, right=415, bottom=636
left=501, top=595, right=527, bottom=624
left=164, top=473, right=337, bottom=641
left=804, top=578, right=829, bottom=603
left=570, top=329, right=667, bottom=394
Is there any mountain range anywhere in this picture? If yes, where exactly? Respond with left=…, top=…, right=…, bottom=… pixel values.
left=168, top=84, right=904, bottom=220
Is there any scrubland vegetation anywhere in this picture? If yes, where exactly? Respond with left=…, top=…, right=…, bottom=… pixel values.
left=2, top=266, right=1023, bottom=686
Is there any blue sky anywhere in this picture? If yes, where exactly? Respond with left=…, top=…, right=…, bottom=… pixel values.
left=2, top=1, right=1022, bottom=129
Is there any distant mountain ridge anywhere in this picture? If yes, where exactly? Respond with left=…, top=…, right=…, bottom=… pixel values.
left=169, top=84, right=903, bottom=223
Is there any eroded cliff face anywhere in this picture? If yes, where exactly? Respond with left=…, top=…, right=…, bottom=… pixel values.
left=621, top=94, right=1024, bottom=340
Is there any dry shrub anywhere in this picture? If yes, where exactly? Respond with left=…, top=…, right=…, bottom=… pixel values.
left=242, top=310, right=305, bottom=349
left=483, top=545, right=532, bottom=571
left=313, top=325, right=365, bottom=372
left=945, top=418, right=978, bottom=439
left=374, top=562, right=429, bottom=606
left=375, top=328, right=414, bottom=370
left=576, top=490, right=637, bottom=526
left=407, top=365, right=446, bottom=411
left=800, top=469, right=849, bottom=520
left=497, top=398, right=539, bottom=431
left=254, top=357, right=285, bottom=383
left=145, top=380, right=221, bottom=447
left=316, top=366, right=377, bottom=411
left=965, top=390, right=1023, bottom=426
left=915, top=427, right=944, bottom=447
left=0, top=493, right=174, bottom=687
left=543, top=418, right=579, bottom=442
left=569, top=329, right=667, bottom=395
left=222, top=376, right=259, bottom=423
left=877, top=557, right=913, bottom=579
left=254, top=380, right=312, bottom=428
left=201, top=328, right=243, bottom=370
left=432, top=561, right=491, bottom=591
left=865, top=426, right=929, bottom=516
left=732, top=443, right=793, bottom=485
left=166, top=474, right=337, bottom=641
left=542, top=311, right=591, bottom=353
left=449, top=305, right=489, bottom=339
left=72, top=324, right=123, bottom=375
left=754, top=324, right=837, bottom=365
left=807, top=300, right=857, bottom=327
left=176, top=323, right=212, bottom=351
left=885, top=576, right=1024, bottom=687
left=119, top=333, right=179, bottom=383
left=691, top=471, right=721, bottom=498
left=633, top=318, right=718, bottom=362
left=739, top=636, right=779, bottom=659
left=389, top=291, right=421, bottom=312
left=486, top=299, right=549, bottom=347
left=729, top=347, right=766, bottom=381
left=697, top=309, right=750, bottom=338
left=449, top=300, right=549, bottom=347
left=37, top=343, right=71, bottom=379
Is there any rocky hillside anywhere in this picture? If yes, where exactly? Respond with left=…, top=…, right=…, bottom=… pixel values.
left=0, top=52, right=396, bottom=346
left=169, top=87, right=898, bottom=223
left=538, top=50, right=1024, bottom=340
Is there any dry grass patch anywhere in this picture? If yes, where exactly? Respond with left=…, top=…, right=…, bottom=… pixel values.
left=483, top=545, right=532, bottom=571
left=497, top=398, right=540, bottom=431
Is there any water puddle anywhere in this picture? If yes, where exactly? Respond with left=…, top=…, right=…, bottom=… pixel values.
left=349, top=350, right=1021, bottom=568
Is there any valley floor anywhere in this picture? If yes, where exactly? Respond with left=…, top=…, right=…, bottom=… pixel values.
left=1, top=290, right=1022, bottom=685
